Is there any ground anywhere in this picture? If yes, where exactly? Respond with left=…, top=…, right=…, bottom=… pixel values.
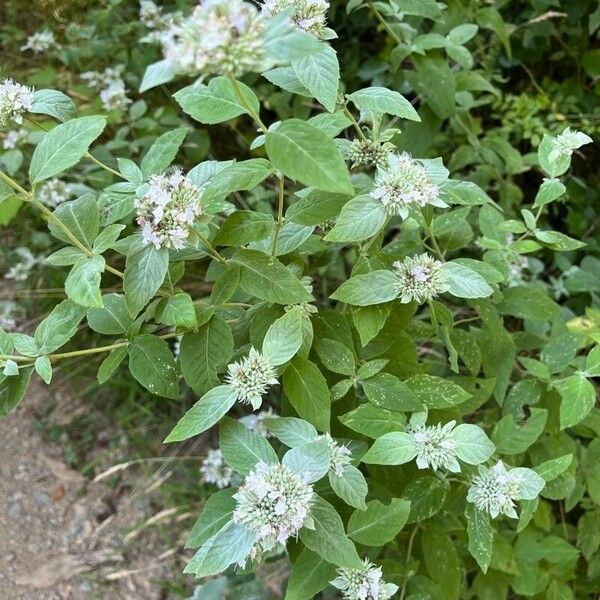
left=0, top=378, right=183, bottom=600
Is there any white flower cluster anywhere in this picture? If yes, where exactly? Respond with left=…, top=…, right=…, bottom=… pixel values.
left=409, top=420, right=460, bottom=472
left=467, top=461, right=544, bottom=519
left=135, top=169, right=203, bottom=250
left=2, top=127, right=27, bottom=150
left=371, top=153, right=443, bottom=217
left=0, top=79, right=34, bottom=130
left=225, top=347, right=278, bottom=409
left=262, top=0, right=330, bottom=38
left=37, top=178, right=74, bottom=208
left=393, top=253, right=449, bottom=304
left=324, top=433, right=352, bottom=477
left=139, top=0, right=166, bottom=29
left=21, top=30, right=58, bottom=53
left=158, top=0, right=265, bottom=78
left=239, top=408, right=275, bottom=437
left=347, top=138, right=392, bottom=170
left=331, top=559, right=398, bottom=600
left=0, top=300, right=22, bottom=331
left=4, top=247, right=38, bottom=282
left=549, top=127, right=592, bottom=163
left=81, top=67, right=131, bottom=112
left=233, top=462, right=314, bottom=562
left=199, top=449, right=233, bottom=489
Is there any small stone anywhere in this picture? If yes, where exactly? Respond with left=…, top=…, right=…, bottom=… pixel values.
left=7, top=501, right=22, bottom=518
left=34, top=491, right=50, bottom=506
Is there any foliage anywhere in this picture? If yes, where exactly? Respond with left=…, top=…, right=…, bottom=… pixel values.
left=1, top=1, right=600, bottom=598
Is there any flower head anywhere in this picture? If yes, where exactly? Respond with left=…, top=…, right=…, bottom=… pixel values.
left=324, top=433, right=352, bottom=477
left=225, top=347, right=278, bottom=409
left=37, top=178, right=73, bottom=208
left=331, top=559, right=398, bottom=600
left=160, top=0, right=265, bottom=78
left=408, top=419, right=460, bottom=472
left=371, top=153, right=442, bottom=217
left=239, top=408, right=275, bottom=437
left=200, top=448, right=234, bottom=489
left=4, top=247, right=37, bottom=282
left=139, top=0, right=165, bottom=28
left=233, top=462, right=314, bottom=561
left=81, top=66, right=125, bottom=90
left=262, top=0, right=330, bottom=38
left=0, top=300, right=22, bottom=331
left=0, top=79, right=34, bottom=130
left=393, top=253, right=449, bottom=304
left=21, top=30, right=57, bottom=53
left=135, top=169, right=203, bottom=249
left=347, top=138, right=392, bottom=170
left=2, top=127, right=27, bottom=150
left=100, top=80, right=132, bottom=112
left=549, top=127, right=592, bottom=163
left=467, top=461, right=544, bottom=519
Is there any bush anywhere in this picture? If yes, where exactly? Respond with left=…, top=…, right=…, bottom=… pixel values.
left=1, top=1, right=599, bottom=598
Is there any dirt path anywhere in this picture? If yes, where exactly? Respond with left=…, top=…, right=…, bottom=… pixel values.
left=0, top=379, right=181, bottom=599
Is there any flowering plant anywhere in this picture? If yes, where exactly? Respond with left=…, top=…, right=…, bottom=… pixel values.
left=1, top=1, right=599, bottom=598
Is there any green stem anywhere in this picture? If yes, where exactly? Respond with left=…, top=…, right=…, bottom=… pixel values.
left=193, top=230, right=227, bottom=264
left=399, top=525, right=419, bottom=600
left=271, top=176, right=285, bottom=257
left=229, top=76, right=268, bottom=134
left=85, top=152, right=126, bottom=179
left=367, top=0, right=402, bottom=44
left=0, top=169, right=124, bottom=278
left=426, top=227, right=445, bottom=260
left=342, top=103, right=367, bottom=141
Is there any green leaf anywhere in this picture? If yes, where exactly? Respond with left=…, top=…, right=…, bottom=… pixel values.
left=203, top=159, right=274, bottom=204
left=324, top=195, right=387, bottom=243
left=87, top=294, right=134, bottom=335
left=347, top=87, right=420, bottom=121
left=283, top=438, right=331, bottom=483
left=156, top=293, right=197, bottom=329
left=339, top=404, right=406, bottom=438
left=329, top=465, right=368, bottom=510
left=140, top=127, right=187, bottom=177
left=405, top=476, right=448, bottom=523
left=330, top=270, right=398, bottom=306
left=185, top=522, right=256, bottom=578
left=65, top=255, right=105, bottom=308
left=348, top=499, right=411, bottom=546
left=534, top=230, right=586, bottom=251
left=492, top=408, right=547, bottom=454
left=465, top=504, right=493, bottom=574
left=362, top=432, right=417, bottom=465
left=214, top=210, right=274, bottom=246
left=585, top=345, right=600, bottom=377
left=34, top=299, right=87, bottom=355
left=266, top=416, right=319, bottom=447
left=498, top=286, right=561, bottom=321
left=265, top=119, right=353, bottom=194
left=186, top=488, right=236, bottom=549
left=293, top=45, right=340, bottom=112
left=262, top=306, right=303, bottom=366
left=231, top=249, right=313, bottom=305
left=128, top=334, right=179, bottom=399
left=219, top=417, right=278, bottom=475
left=124, top=244, right=169, bottom=316
left=29, top=116, right=106, bottom=184
left=421, top=530, right=461, bottom=600
left=284, top=549, right=336, bottom=600
left=533, top=178, right=566, bottom=208
left=299, top=496, right=362, bottom=569
left=49, top=193, right=99, bottom=248
left=452, top=424, right=495, bottom=465
left=286, top=189, right=349, bottom=226
left=538, top=134, right=569, bottom=177
left=174, top=77, right=259, bottom=125
left=314, top=338, right=355, bottom=376
left=443, top=262, right=493, bottom=298
left=0, top=367, right=33, bottom=417
left=405, top=374, right=471, bottom=408
left=179, top=316, right=233, bottom=396
left=165, top=385, right=236, bottom=442
left=283, top=357, right=330, bottom=432
left=440, top=180, right=492, bottom=206
left=97, top=347, right=127, bottom=384
left=30, top=89, right=76, bottom=122
left=534, top=455, right=573, bottom=482
left=139, top=59, right=175, bottom=92
left=395, top=0, right=442, bottom=19
left=34, top=355, right=52, bottom=384
left=556, top=374, right=596, bottom=429
left=362, top=372, right=421, bottom=411
left=93, top=224, right=126, bottom=254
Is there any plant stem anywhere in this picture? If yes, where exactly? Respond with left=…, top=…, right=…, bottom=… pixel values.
left=85, top=152, right=126, bottom=179
left=399, top=525, right=419, bottom=600
left=367, top=0, right=402, bottom=45
left=271, top=176, right=285, bottom=257
left=426, top=227, right=445, bottom=259
left=342, top=103, right=367, bottom=141
left=194, top=230, right=227, bottom=264
left=229, top=76, right=268, bottom=134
